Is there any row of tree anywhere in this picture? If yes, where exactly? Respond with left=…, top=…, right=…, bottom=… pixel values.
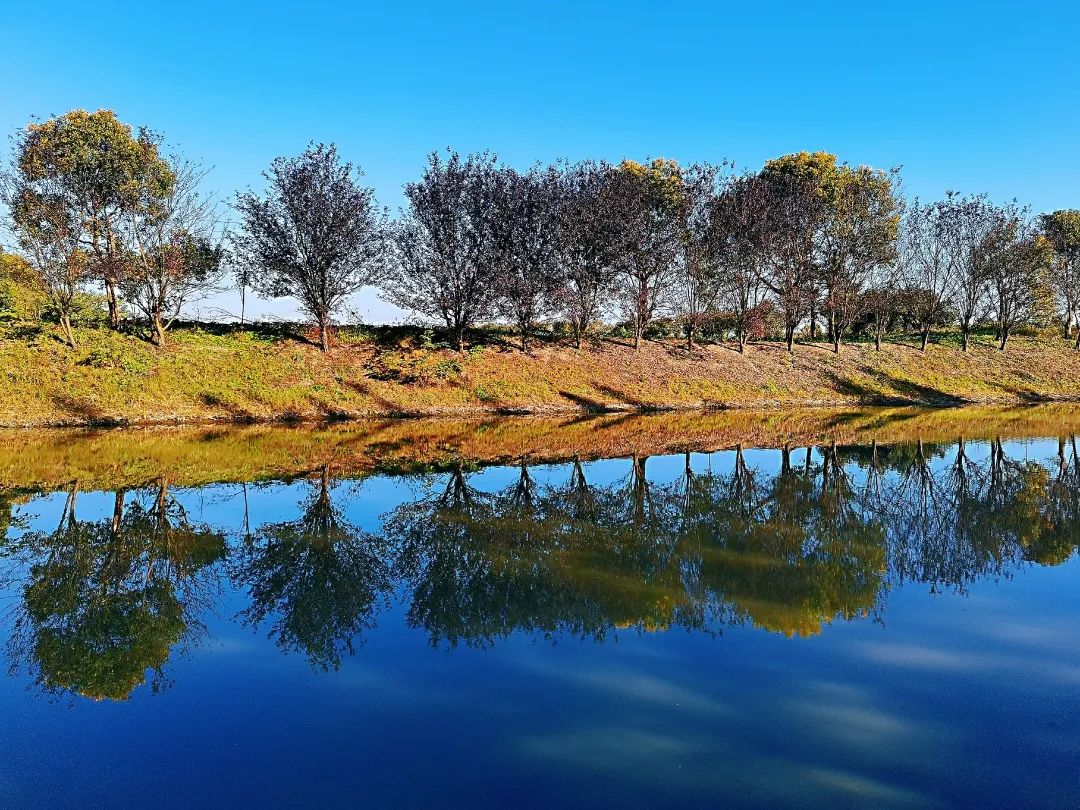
left=4, top=109, right=1079, bottom=353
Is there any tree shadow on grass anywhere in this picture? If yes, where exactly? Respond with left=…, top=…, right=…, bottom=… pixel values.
left=198, top=393, right=257, bottom=422
left=342, top=380, right=411, bottom=414
left=825, top=367, right=968, bottom=406
left=558, top=390, right=614, bottom=412
left=48, top=395, right=123, bottom=425
left=592, top=383, right=645, bottom=407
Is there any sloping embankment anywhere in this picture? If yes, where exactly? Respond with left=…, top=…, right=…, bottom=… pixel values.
left=2, top=325, right=1080, bottom=428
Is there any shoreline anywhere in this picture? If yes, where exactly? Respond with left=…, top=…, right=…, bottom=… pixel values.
left=4, top=392, right=1080, bottom=431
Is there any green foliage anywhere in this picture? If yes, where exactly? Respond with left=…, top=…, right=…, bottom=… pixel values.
left=18, top=109, right=175, bottom=210
left=0, top=254, right=45, bottom=321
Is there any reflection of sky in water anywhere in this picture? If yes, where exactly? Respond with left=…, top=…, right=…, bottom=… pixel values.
left=2, top=437, right=1080, bottom=807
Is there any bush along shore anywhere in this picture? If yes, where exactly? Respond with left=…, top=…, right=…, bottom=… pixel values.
left=3, top=109, right=1080, bottom=428
left=2, top=322, right=1080, bottom=428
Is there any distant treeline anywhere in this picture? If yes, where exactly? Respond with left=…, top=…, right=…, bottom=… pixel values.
left=2, top=109, right=1079, bottom=353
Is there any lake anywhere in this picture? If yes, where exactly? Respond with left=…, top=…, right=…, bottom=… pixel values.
left=2, top=407, right=1080, bottom=808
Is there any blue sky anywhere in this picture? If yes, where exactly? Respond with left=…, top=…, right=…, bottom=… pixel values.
left=3, top=0, right=1078, bottom=322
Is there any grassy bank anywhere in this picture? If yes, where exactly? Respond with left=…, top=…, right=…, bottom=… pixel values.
left=2, top=321, right=1080, bottom=427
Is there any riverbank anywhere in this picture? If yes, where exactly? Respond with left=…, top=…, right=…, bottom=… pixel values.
left=2, top=323, right=1080, bottom=427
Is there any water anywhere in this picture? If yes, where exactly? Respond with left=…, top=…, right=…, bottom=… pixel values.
left=2, top=409, right=1080, bottom=808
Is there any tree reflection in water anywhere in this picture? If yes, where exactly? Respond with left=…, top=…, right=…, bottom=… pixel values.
left=3, top=479, right=225, bottom=700
left=2, top=435, right=1080, bottom=699
left=230, top=465, right=392, bottom=671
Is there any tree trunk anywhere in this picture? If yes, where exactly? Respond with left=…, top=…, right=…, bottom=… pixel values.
left=240, top=286, right=247, bottom=326
left=999, top=328, right=1009, bottom=351
left=456, top=326, right=466, bottom=354
left=60, top=313, right=76, bottom=348
left=832, top=334, right=841, bottom=354
left=961, top=329, right=970, bottom=351
left=633, top=328, right=641, bottom=351
left=809, top=302, right=818, bottom=340
left=874, top=331, right=882, bottom=351
left=738, top=332, right=747, bottom=354
left=686, top=324, right=694, bottom=350
left=785, top=326, right=795, bottom=353
left=105, top=279, right=120, bottom=329
left=319, top=319, right=330, bottom=352
left=920, top=328, right=930, bottom=351
left=153, top=312, right=166, bottom=347
left=1074, top=329, right=1079, bottom=351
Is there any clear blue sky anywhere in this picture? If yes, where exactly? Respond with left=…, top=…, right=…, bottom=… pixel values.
left=3, top=0, right=1078, bottom=322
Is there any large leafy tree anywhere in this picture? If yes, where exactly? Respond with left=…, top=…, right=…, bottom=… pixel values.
left=761, top=152, right=900, bottom=353
left=13, top=110, right=175, bottom=329
left=760, top=152, right=835, bottom=344
left=234, top=143, right=388, bottom=352
left=818, top=166, right=902, bottom=352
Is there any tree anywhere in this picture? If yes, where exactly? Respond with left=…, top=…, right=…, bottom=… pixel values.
left=13, top=110, right=175, bottom=329
left=551, top=160, right=619, bottom=349
left=677, top=164, right=724, bottom=349
left=121, top=159, right=224, bottom=346
left=944, top=192, right=997, bottom=351
left=709, top=172, right=769, bottom=352
left=818, top=166, right=902, bottom=352
left=901, top=198, right=959, bottom=350
left=761, top=152, right=901, bottom=353
left=761, top=152, right=838, bottom=346
left=233, top=255, right=254, bottom=325
left=234, top=143, right=387, bottom=352
left=384, top=151, right=501, bottom=352
left=491, top=165, right=560, bottom=351
left=607, top=159, right=686, bottom=350
left=759, top=162, right=825, bottom=352
left=863, top=265, right=903, bottom=351
left=979, top=207, right=1053, bottom=351
left=1039, top=210, right=1080, bottom=345
left=3, top=172, right=91, bottom=347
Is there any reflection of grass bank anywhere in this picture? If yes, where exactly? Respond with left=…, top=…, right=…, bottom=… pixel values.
left=2, top=323, right=1080, bottom=427
left=4, top=404, right=1080, bottom=494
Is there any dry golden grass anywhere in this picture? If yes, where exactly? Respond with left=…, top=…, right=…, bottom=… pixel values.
left=2, top=322, right=1080, bottom=427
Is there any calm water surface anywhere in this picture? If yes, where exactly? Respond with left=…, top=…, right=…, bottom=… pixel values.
left=2, top=413, right=1080, bottom=808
